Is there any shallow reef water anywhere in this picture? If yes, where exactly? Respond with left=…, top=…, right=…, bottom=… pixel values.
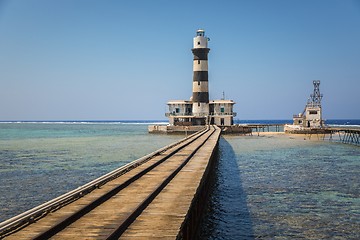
left=199, top=134, right=359, bottom=239
left=0, top=123, right=359, bottom=239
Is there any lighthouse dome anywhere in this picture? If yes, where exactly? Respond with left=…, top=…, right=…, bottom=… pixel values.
left=193, top=29, right=208, bottom=49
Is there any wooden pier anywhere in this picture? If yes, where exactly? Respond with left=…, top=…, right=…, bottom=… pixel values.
left=247, top=124, right=284, bottom=133
left=320, top=127, right=360, bottom=145
left=0, top=126, right=221, bottom=239
left=286, top=126, right=360, bottom=146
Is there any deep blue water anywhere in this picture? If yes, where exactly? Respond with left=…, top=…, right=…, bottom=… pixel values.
left=1, top=119, right=359, bottom=126
left=234, top=119, right=360, bottom=127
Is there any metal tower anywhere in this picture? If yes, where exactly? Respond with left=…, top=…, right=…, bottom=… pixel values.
left=307, top=80, right=323, bottom=107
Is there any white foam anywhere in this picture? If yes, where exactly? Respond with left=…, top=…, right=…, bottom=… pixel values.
left=327, top=124, right=360, bottom=128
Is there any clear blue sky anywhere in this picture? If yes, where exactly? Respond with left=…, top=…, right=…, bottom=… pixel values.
left=0, top=0, right=359, bottom=120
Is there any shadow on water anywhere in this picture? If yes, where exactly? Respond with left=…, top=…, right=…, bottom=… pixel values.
left=199, top=137, right=255, bottom=240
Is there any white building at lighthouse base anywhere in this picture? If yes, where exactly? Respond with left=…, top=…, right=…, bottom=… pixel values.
left=166, top=99, right=236, bottom=127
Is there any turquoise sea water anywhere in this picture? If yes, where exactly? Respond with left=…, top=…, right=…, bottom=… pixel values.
left=0, top=121, right=359, bottom=239
left=0, top=122, right=182, bottom=222
left=200, top=134, right=360, bottom=239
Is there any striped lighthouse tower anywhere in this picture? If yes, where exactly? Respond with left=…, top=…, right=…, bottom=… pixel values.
left=192, top=29, right=210, bottom=125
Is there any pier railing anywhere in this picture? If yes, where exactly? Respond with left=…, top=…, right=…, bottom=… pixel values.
left=247, top=124, right=285, bottom=133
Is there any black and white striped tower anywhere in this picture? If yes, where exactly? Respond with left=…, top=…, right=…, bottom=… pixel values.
left=192, top=29, right=210, bottom=121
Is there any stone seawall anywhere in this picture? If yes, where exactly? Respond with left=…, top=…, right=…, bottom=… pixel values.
left=148, top=125, right=206, bottom=134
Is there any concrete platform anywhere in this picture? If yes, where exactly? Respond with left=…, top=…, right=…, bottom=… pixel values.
left=148, top=124, right=252, bottom=134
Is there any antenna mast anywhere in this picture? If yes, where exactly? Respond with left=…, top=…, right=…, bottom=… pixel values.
left=307, top=80, right=323, bottom=107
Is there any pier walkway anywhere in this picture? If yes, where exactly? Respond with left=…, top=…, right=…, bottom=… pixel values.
left=286, top=126, right=360, bottom=146
left=317, top=127, right=360, bottom=145
left=0, top=125, right=221, bottom=239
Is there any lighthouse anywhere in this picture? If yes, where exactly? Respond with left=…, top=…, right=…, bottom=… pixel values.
left=191, top=29, right=210, bottom=125
left=163, top=29, right=236, bottom=128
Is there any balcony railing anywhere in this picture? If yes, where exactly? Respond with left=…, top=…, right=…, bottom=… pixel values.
left=165, top=112, right=193, bottom=117
left=210, top=112, right=237, bottom=117
left=165, top=112, right=237, bottom=117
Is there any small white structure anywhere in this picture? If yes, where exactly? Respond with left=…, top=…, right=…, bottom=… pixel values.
left=166, top=100, right=193, bottom=126
left=285, top=80, right=324, bottom=132
left=209, top=100, right=236, bottom=126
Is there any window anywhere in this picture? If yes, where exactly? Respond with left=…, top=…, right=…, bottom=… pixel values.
left=198, top=60, right=200, bottom=64
left=175, top=108, right=180, bottom=113
left=197, top=41, right=200, bottom=45
left=220, top=106, right=225, bottom=113
left=309, top=110, right=318, bottom=115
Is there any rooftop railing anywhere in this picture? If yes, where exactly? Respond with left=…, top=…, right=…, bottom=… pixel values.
left=210, top=112, right=237, bottom=117
left=165, top=112, right=193, bottom=117
left=165, top=112, right=237, bottom=117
